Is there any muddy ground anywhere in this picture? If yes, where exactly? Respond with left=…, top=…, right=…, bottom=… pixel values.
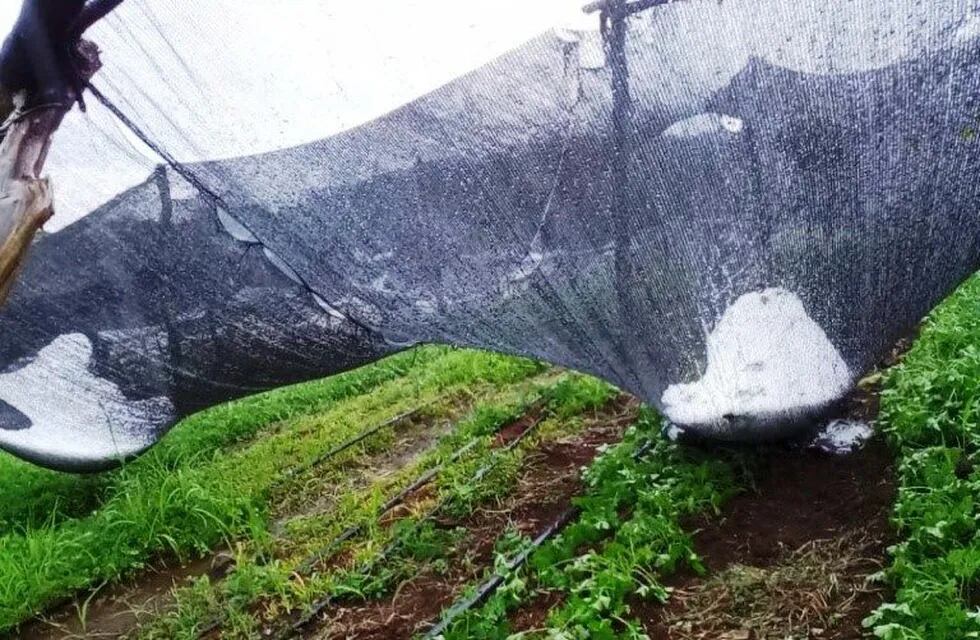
left=641, top=438, right=895, bottom=640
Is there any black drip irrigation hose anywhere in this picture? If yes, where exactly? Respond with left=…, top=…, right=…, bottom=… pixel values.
left=194, top=400, right=440, bottom=639
left=273, top=400, right=436, bottom=489
left=292, top=397, right=549, bottom=576
left=294, top=435, right=478, bottom=575
left=196, top=396, right=549, bottom=640
left=633, top=438, right=655, bottom=460
left=280, top=404, right=552, bottom=639
left=422, top=506, right=580, bottom=639
left=419, top=436, right=657, bottom=637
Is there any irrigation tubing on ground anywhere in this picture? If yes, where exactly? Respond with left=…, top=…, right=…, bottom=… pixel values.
left=293, top=396, right=549, bottom=575
left=282, top=404, right=551, bottom=638
left=421, top=505, right=581, bottom=639
left=194, top=400, right=440, bottom=639
left=419, top=434, right=653, bottom=637
left=293, top=435, right=481, bottom=575
left=197, top=396, right=549, bottom=640
left=272, top=400, right=436, bottom=487
left=633, top=438, right=655, bottom=460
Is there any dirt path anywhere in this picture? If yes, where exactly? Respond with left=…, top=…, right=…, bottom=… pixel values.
left=638, top=438, right=896, bottom=640
left=307, top=399, right=639, bottom=640
left=634, top=372, right=899, bottom=640
left=7, top=554, right=234, bottom=640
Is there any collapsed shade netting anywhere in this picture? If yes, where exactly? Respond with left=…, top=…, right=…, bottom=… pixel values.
left=0, top=0, right=976, bottom=470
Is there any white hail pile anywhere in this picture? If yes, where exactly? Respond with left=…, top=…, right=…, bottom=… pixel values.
left=661, top=288, right=852, bottom=432
left=811, top=419, right=874, bottom=454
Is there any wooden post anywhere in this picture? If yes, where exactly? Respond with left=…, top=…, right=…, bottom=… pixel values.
left=0, top=113, right=58, bottom=306
left=0, top=6, right=107, bottom=308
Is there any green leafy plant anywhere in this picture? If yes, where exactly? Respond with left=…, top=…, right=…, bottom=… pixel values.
left=438, top=408, right=745, bottom=639
left=866, top=274, right=980, bottom=639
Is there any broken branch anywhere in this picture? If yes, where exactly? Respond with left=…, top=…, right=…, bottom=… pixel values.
left=0, top=0, right=121, bottom=308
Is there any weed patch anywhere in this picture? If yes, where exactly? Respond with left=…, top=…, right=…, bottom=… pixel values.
left=127, top=372, right=598, bottom=638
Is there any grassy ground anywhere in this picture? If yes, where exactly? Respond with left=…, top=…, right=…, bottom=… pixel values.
left=133, top=371, right=617, bottom=639
left=0, top=345, right=546, bottom=633
left=0, top=346, right=444, bottom=535
left=865, top=274, right=980, bottom=639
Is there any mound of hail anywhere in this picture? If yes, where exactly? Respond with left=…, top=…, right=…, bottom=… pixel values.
left=661, top=288, right=851, bottom=433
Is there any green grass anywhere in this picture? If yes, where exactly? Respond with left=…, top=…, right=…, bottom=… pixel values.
left=0, top=345, right=446, bottom=534
left=866, top=274, right=980, bottom=639
left=0, top=346, right=546, bottom=633
left=131, top=371, right=615, bottom=639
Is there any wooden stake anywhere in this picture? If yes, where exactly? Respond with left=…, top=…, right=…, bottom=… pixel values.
left=0, top=39, right=102, bottom=307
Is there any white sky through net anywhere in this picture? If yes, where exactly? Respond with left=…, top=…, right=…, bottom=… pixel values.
left=0, top=0, right=596, bottom=229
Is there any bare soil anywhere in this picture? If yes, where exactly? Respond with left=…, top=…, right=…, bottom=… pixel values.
left=12, top=554, right=233, bottom=640
left=502, top=374, right=897, bottom=640
left=631, top=372, right=899, bottom=640
left=638, top=438, right=895, bottom=640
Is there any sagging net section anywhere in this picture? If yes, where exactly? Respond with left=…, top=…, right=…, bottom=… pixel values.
left=0, top=0, right=977, bottom=469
